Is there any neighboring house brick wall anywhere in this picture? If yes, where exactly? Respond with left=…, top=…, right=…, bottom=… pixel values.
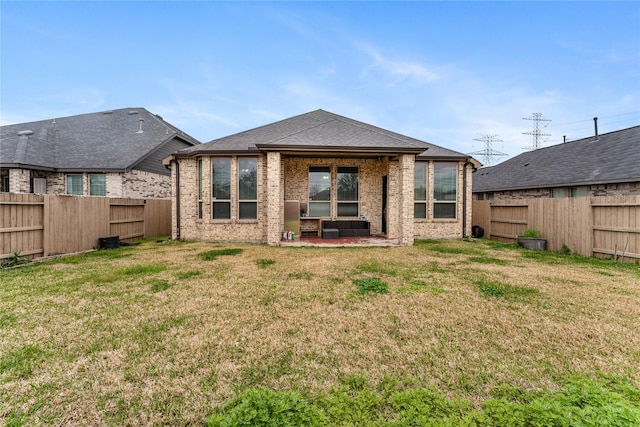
left=9, top=169, right=30, bottom=193
left=6, top=169, right=170, bottom=198
left=121, top=170, right=171, bottom=199
left=476, top=182, right=640, bottom=201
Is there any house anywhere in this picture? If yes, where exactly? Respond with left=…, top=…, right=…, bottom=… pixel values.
left=166, top=109, right=480, bottom=246
left=0, top=108, right=200, bottom=198
left=473, top=125, right=640, bottom=201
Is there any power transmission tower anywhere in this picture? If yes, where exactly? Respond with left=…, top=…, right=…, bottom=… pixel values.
left=469, top=134, right=508, bottom=166
left=522, top=113, right=551, bottom=150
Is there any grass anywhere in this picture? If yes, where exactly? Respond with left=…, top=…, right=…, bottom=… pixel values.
left=1, top=238, right=639, bottom=425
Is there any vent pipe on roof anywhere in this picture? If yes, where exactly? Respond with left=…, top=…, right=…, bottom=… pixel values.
left=563, top=135, right=566, bottom=143
left=136, top=118, right=144, bottom=134
left=593, top=117, right=599, bottom=140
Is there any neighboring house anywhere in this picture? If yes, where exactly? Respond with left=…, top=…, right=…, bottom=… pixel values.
left=473, top=125, right=640, bottom=201
left=166, top=109, right=480, bottom=246
left=1, top=108, right=200, bottom=198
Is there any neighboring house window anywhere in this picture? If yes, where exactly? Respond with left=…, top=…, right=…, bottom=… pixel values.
left=337, top=166, right=358, bottom=217
left=32, top=178, right=47, bottom=194
left=487, top=192, right=494, bottom=201
left=238, top=157, right=258, bottom=220
left=570, top=186, right=588, bottom=198
left=433, top=163, right=457, bottom=218
left=66, top=174, right=83, bottom=195
left=414, top=162, right=427, bottom=218
left=552, top=188, right=568, bottom=198
left=89, top=174, right=106, bottom=196
left=308, top=166, right=331, bottom=217
left=212, top=158, right=231, bottom=219
left=197, top=159, right=203, bottom=219
left=0, top=170, right=8, bottom=192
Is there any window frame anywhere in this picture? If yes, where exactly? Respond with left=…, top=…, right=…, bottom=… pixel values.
left=238, top=157, right=258, bottom=220
left=336, top=166, right=359, bottom=217
left=211, top=157, right=231, bottom=220
left=308, top=166, right=331, bottom=218
left=433, top=162, right=457, bottom=219
left=414, top=161, right=428, bottom=219
left=89, top=174, right=106, bottom=196
left=66, top=174, right=83, bottom=195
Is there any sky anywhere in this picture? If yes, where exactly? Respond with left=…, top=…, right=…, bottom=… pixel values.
left=1, top=1, right=639, bottom=165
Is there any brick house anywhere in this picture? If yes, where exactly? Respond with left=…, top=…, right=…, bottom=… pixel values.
left=167, top=110, right=480, bottom=246
left=473, top=124, right=640, bottom=201
left=1, top=108, right=200, bottom=198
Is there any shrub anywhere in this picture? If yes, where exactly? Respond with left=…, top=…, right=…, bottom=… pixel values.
left=520, top=229, right=542, bottom=238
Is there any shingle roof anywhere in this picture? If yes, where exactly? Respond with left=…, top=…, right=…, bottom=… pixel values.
left=473, top=125, right=640, bottom=193
left=1, top=108, right=200, bottom=172
left=177, top=109, right=473, bottom=160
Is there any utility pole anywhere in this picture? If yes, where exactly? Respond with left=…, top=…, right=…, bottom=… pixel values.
left=522, top=113, right=551, bottom=150
left=469, top=134, right=508, bottom=166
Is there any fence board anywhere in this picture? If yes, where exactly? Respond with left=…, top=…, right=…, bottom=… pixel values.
left=472, top=195, right=639, bottom=261
left=0, top=193, right=44, bottom=259
left=1, top=194, right=171, bottom=260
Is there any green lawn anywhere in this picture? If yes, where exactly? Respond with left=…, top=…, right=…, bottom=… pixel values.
left=1, top=238, right=639, bottom=426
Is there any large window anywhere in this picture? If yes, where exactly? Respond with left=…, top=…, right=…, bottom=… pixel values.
left=238, top=157, right=258, bottom=220
left=309, top=166, right=331, bottom=217
left=414, top=162, right=427, bottom=218
left=89, top=174, right=106, bottom=196
left=337, top=167, right=358, bottom=217
left=212, top=158, right=231, bottom=219
left=66, top=174, right=83, bottom=195
left=433, top=163, right=457, bottom=218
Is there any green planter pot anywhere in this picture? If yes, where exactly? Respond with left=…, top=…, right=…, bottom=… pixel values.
left=516, top=237, right=547, bottom=250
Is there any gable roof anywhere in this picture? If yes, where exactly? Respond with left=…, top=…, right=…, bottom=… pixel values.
left=1, top=108, right=200, bottom=172
left=176, top=109, right=475, bottom=161
left=473, top=125, right=640, bottom=193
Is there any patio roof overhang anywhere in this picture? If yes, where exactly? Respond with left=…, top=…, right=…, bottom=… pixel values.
left=255, top=144, right=428, bottom=158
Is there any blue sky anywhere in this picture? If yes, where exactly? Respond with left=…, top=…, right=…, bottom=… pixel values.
left=1, top=1, right=639, bottom=164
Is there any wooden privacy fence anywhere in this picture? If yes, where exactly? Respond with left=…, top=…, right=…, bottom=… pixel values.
left=472, top=195, right=640, bottom=262
left=1, top=193, right=171, bottom=260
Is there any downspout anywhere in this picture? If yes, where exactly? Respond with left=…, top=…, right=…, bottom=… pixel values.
left=462, top=161, right=471, bottom=238
left=175, top=158, right=181, bottom=240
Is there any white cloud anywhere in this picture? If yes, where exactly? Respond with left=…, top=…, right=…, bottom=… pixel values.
left=355, top=41, right=440, bottom=85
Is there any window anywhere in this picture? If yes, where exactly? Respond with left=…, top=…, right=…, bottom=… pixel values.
left=238, top=157, right=258, bottom=220
left=414, top=162, right=427, bottom=218
left=197, top=159, right=203, bottom=219
left=89, top=174, right=106, bottom=196
left=570, top=186, right=588, bottom=198
left=337, top=167, right=358, bottom=217
left=433, top=163, right=457, bottom=218
left=0, top=170, right=8, bottom=192
left=67, top=174, right=83, bottom=195
left=212, top=158, right=231, bottom=219
left=552, top=187, right=568, bottom=198
left=308, top=166, right=331, bottom=217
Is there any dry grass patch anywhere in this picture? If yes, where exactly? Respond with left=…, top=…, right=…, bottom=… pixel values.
left=1, top=238, right=639, bottom=425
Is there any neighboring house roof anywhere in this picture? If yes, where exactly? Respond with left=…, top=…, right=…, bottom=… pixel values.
left=473, top=125, right=640, bottom=193
left=176, top=109, right=476, bottom=162
left=1, top=108, right=200, bottom=175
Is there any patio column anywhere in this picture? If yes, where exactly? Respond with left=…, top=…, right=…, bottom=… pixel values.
left=398, top=154, right=415, bottom=246
left=266, top=152, right=283, bottom=245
